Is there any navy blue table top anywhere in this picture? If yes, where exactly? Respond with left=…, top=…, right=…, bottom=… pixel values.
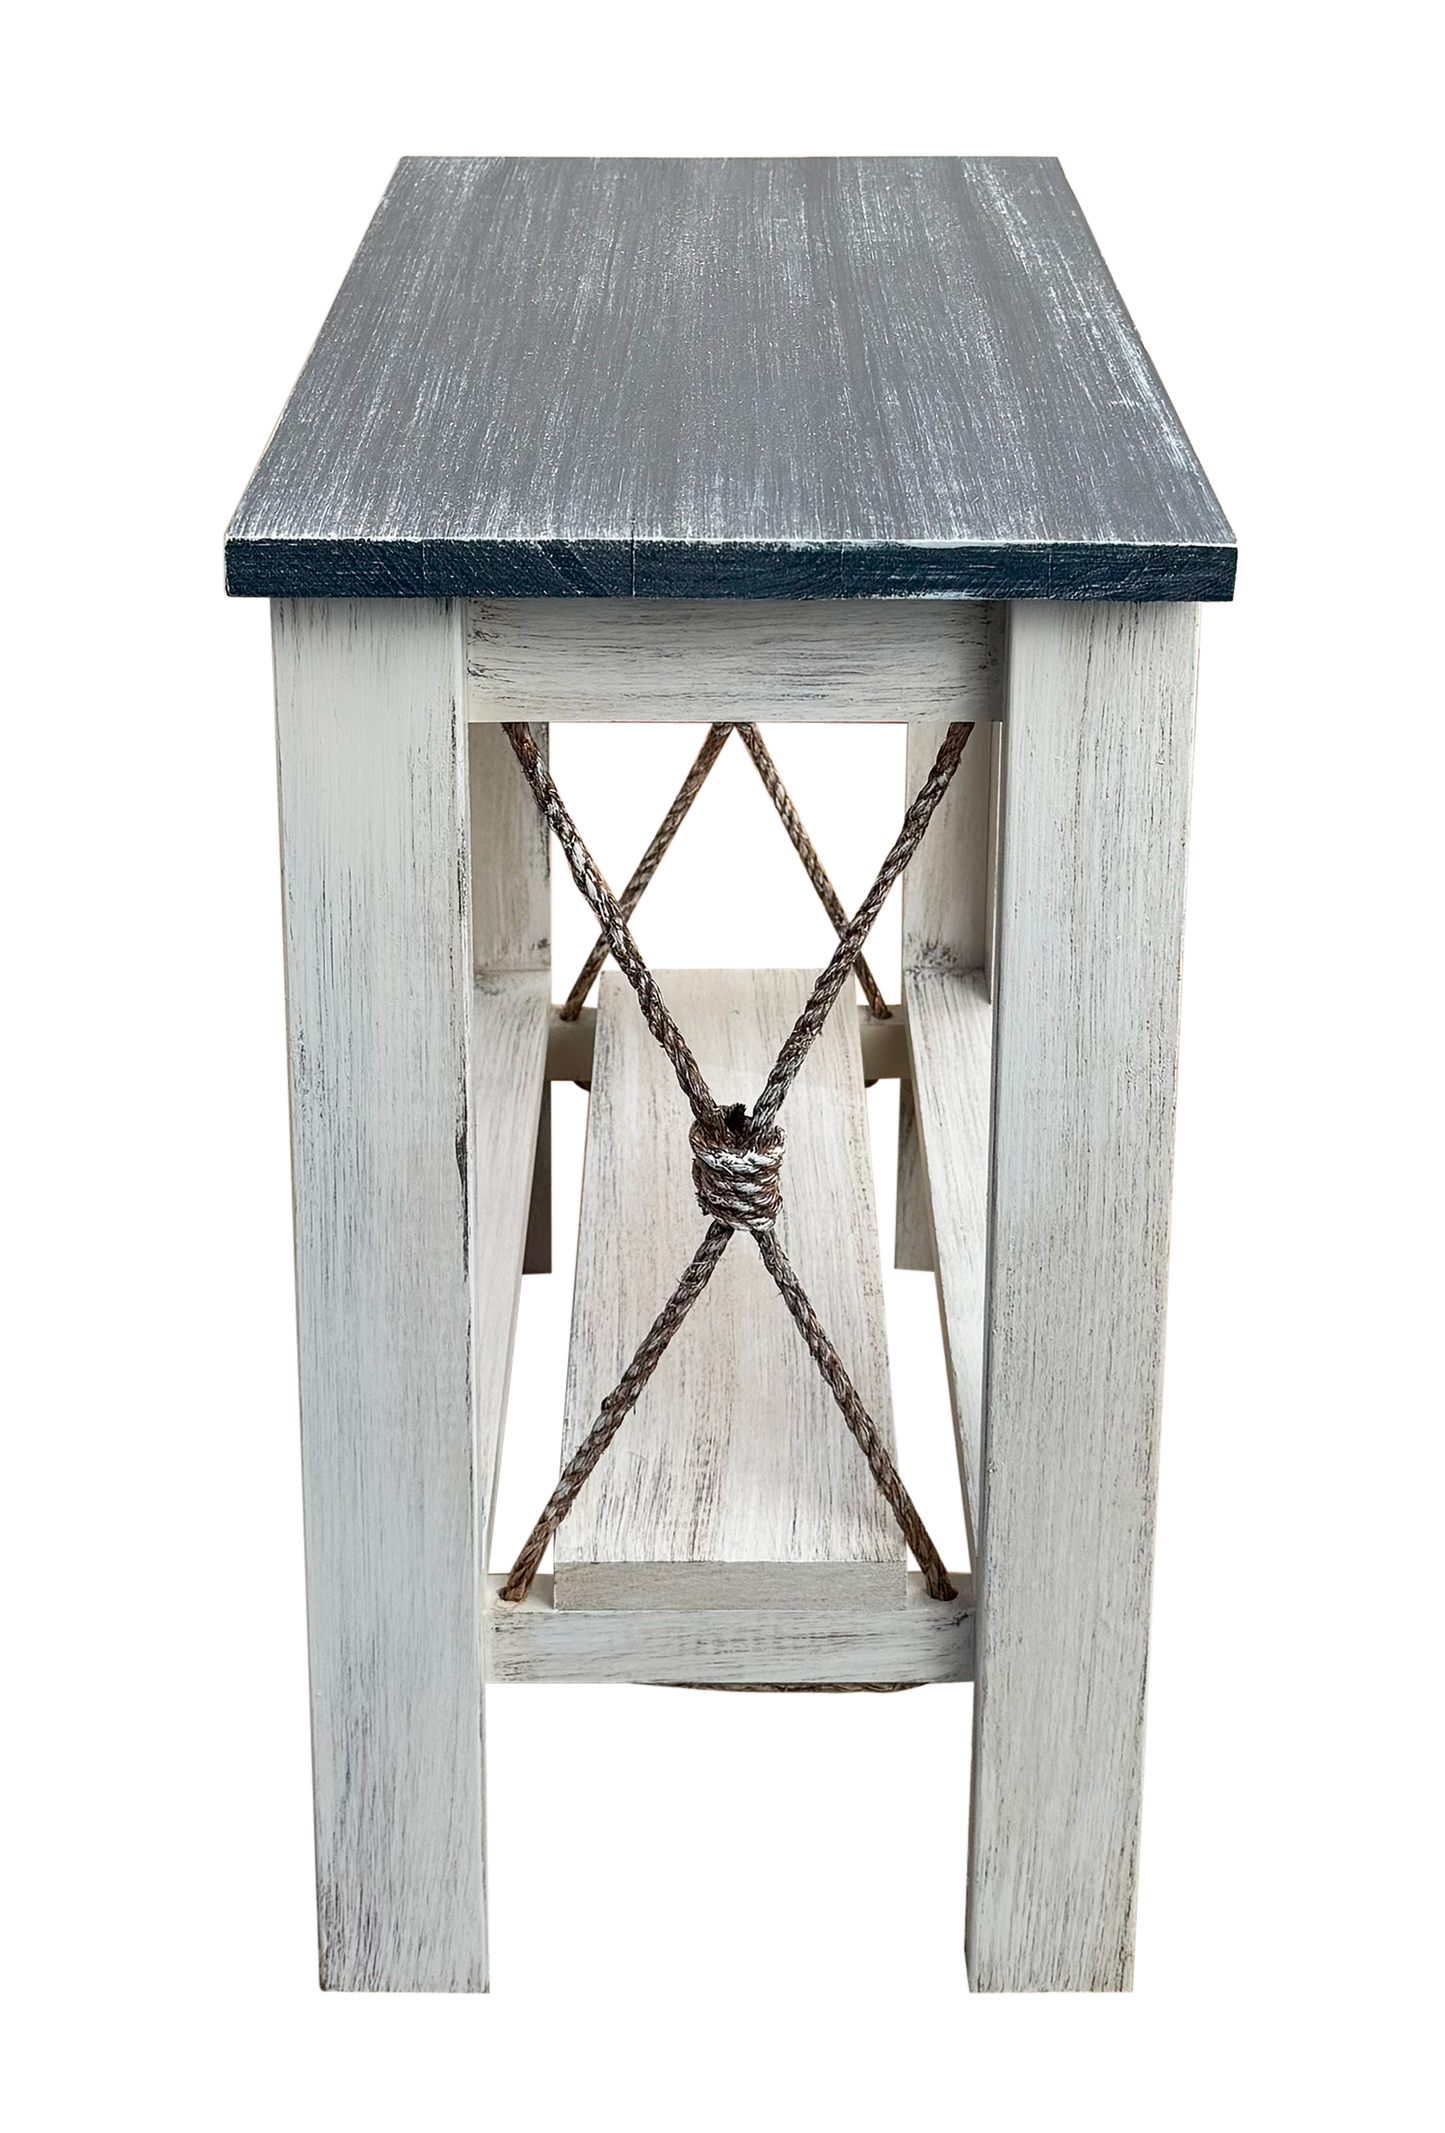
left=227, top=157, right=1233, bottom=601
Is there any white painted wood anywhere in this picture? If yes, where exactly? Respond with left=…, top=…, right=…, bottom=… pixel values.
left=894, top=690, right=1000, bottom=1268
left=466, top=716, right=552, bottom=1269
left=471, top=973, right=551, bottom=1561
left=967, top=600, right=1200, bottom=1993
left=984, top=718, right=1003, bottom=993
left=900, top=700, right=1004, bottom=980
left=487, top=1575, right=974, bottom=1685
left=902, top=968, right=992, bottom=1560
left=893, top=1078, right=934, bottom=1272
left=272, top=598, right=486, bottom=1992
left=467, top=718, right=549, bottom=974
left=547, top=1004, right=596, bottom=1084
left=465, top=597, right=1003, bottom=722
left=522, top=1084, right=552, bottom=1276
left=546, top=1000, right=910, bottom=1086
left=557, top=969, right=904, bottom=1610
left=857, top=1007, right=910, bottom=1081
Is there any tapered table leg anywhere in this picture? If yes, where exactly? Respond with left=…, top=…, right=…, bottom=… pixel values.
left=273, top=598, right=487, bottom=1991
left=967, top=601, right=1200, bottom=1992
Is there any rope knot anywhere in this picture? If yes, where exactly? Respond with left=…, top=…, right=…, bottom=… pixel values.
left=690, top=1104, right=785, bottom=1233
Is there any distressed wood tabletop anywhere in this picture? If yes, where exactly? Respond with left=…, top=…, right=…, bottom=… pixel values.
left=227, top=157, right=1233, bottom=601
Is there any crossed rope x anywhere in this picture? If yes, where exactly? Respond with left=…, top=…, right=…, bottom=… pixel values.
left=556, top=721, right=891, bottom=1024
left=498, top=718, right=974, bottom=1606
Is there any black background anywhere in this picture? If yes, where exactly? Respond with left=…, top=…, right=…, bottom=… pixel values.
left=194, top=154, right=1289, bottom=2013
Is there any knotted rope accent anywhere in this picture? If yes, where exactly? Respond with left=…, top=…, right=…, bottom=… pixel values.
left=497, top=717, right=975, bottom=1610
left=690, top=1106, right=785, bottom=1233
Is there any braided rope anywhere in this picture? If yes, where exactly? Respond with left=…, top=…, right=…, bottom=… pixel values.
left=734, top=724, right=890, bottom=1020
left=755, top=1228, right=954, bottom=1600
left=499, top=1221, right=735, bottom=1603
left=559, top=722, right=734, bottom=1022
left=690, top=1106, right=785, bottom=1233
left=498, top=720, right=975, bottom=1607
left=750, top=721, right=974, bottom=1137
left=502, top=723, right=723, bottom=1132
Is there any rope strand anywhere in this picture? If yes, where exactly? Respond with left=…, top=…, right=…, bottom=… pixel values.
left=497, top=719, right=974, bottom=1604
left=500, top=1222, right=735, bottom=1603
left=502, top=723, right=723, bottom=1132
left=755, top=1228, right=956, bottom=1601
left=734, top=724, right=890, bottom=1020
left=559, top=722, right=734, bottom=1021
left=751, top=722, right=974, bottom=1136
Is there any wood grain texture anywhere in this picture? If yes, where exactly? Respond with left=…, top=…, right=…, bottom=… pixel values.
left=227, top=158, right=1234, bottom=601
left=902, top=967, right=993, bottom=1560
left=522, top=1083, right=551, bottom=1277
left=895, top=695, right=1001, bottom=1275
left=273, top=598, right=486, bottom=1992
left=985, top=721, right=1003, bottom=993
left=545, top=1000, right=910, bottom=1084
left=893, top=1078, right=933, bottom=1272
left=466, top=598, right=1002, bottom=722
left=900, top=697, right=1002, bottom=976
left=967, top=601, right=1199, bottom=1992
left=467, top=715, right=551, bottom=1272
left=556, top=970, right=904, bottom=1610
left=467, top=719, right=550, bottom=974
left=486, top=1575, right=974, bottom=1685
left=471, top=973, right=550, bottom=1561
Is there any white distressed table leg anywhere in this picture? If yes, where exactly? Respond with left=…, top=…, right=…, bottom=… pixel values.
left=967, top=601, right=1200, bottom=1993
left=273, top=598, right=486, bottom=1992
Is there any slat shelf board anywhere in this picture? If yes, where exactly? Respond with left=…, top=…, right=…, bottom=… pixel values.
left=486, top=1574, right=974, bottom=1685
left=903, top=966, right=993, bottom=1560
left=472, top=972, right=552, bottom=1556
left=555, top=969, right=905, bottom=1610
left=545, top=999, right=912, bottom=1086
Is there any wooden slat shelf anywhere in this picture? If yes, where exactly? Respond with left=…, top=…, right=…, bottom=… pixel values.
left=555, top=969, right=905, bottom=1611
left=903, top=967, right=993, bottom=1559
left=544, top=997, right=913, bottom=1085
left=486, top=1575, right=974, bottom=1686
left=471, top=972, right=552, bottom=1557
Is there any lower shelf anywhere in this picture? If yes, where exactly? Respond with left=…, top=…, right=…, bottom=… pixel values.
left=485, top=1573, right=975, bottom=1686
left=555, top=967, right=906, bottom=1611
